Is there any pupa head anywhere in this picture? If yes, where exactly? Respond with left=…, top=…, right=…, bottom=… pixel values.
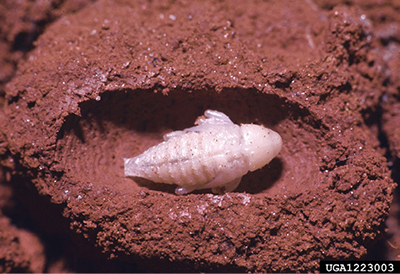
left=241, top=124, right=282, bottom=172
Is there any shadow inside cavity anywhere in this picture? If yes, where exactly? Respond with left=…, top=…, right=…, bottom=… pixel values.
left=131, top=177, right=177, bottom=194
left=78, top=89, right=287, bottom=132
left=235, top=157, right=283, bottom=194
left=57, top=88, right=317, bottom=196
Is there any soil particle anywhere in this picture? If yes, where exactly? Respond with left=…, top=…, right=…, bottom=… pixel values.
left=0, top=0, right=399, bottom=272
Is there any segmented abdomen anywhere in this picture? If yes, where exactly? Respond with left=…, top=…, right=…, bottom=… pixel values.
left=125, top=130, right=245, bottom=187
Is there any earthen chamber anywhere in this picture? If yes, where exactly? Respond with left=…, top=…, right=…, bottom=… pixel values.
left=0, top=0, right=399, bottom=272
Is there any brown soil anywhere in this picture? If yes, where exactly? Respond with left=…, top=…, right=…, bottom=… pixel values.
left=0, top=0, right=399, bottom=272
left=0, top=0, right=96, bottom=98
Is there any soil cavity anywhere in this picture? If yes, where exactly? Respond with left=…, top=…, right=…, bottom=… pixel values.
left=56, top=89, right=324, bottom=196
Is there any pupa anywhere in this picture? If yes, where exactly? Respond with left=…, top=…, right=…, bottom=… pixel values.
left=124, top=109, right=282, bottom=195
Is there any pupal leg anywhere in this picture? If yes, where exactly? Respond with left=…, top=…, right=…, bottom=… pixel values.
left=202, top=168, right=244, bottom=191
left=211, top=177, right=242, bottom=194
left=195, top=110, right=234, bottom=126
left=204, top=110, right=233, bottom=123
left=163, top=130, right=185, bottom=141
left=175, top=185, right=198, bottom=195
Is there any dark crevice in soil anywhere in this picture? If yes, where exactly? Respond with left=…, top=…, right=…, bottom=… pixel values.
left=362, top=99, right=399, bottom=260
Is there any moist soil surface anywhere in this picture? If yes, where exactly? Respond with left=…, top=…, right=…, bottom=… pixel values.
left=0, top=0, right=399, bottom=272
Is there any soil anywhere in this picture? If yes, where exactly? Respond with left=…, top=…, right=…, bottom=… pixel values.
left=0, top=0, right=96, bottom=98
left=0, top=0, right=399, bottom=272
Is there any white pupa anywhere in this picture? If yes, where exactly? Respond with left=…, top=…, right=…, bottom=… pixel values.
left=124, top=110, right=282, bottom=195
